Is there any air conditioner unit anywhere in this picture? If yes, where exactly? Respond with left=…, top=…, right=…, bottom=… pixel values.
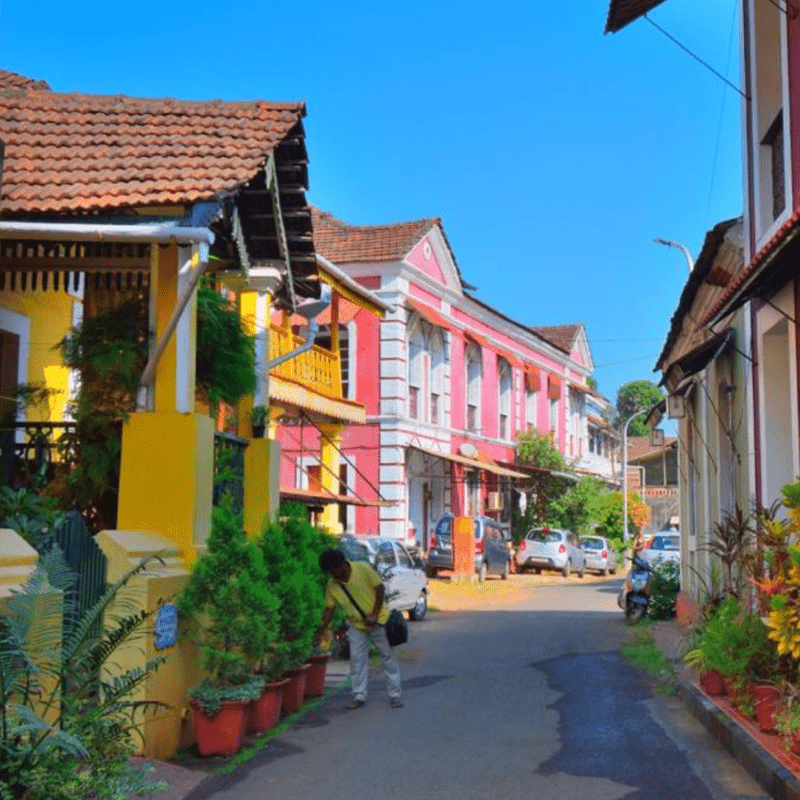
left=486, top=491, right=503, bottom=511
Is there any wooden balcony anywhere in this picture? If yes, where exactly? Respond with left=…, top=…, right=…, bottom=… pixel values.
left=268, top=323, right=343, bottom=400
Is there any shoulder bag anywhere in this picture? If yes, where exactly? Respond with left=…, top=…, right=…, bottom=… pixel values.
left=337, top=581, right=408, bottom=647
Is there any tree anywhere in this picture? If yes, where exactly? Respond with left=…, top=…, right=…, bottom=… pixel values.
left=514, top=430, right=574, bottom=536
left=616, top=380, right=664, bottom=437
left=547, top=476, right=606, bottom=535
left=596, top=490, right=651, bottom=541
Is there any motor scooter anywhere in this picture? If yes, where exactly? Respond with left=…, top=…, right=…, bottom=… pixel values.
left=617, top=553, right=653, bottom=624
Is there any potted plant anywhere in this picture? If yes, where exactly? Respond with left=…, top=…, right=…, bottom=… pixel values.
left=251, top=404, right=268, bottom=438
left=178, top=503, right=279, bottom=755
left=257, top=504, right=332, bottom=714
left=775, top=686, right=800, bottom=753
left=305, top=646, right=332, bottom=698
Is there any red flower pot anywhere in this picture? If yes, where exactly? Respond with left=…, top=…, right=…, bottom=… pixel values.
left=248, top=679, right=289, bottom=733
left=752, top=684, right=781, bottom=733
left=282, top=664, right=310, bottom=713
left=305, top=653, right=331, bottom=698
left=189, top=699, right=248, bottom=756
left=699, top=670, right=726, bottom=697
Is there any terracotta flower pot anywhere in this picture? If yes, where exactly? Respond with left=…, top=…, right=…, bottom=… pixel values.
left=752, top=684, right=781, bottom=733
left=189, top=698, right=249, bottom=756
left=248, top=679, right=290, bottom=733
left=305, top=653, right=331, bottom=698
left=699, top=670, right=726, bottom=697
left=282, top=664, right=311, bottom=713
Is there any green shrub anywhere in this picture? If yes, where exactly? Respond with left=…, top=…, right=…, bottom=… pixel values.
left=649, top=560, right=680, bottom=620
left=178, top=502, right=279, bottom=702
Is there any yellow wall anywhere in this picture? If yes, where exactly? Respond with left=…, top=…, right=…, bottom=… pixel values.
left=95, top=529, right=202, bottom=759
left=0, top=293, right=75, bottom=421
left=117, top=412, right=214, bottom=564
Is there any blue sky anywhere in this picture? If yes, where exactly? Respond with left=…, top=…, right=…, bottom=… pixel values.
left=0, top=0, right=742, bottom=405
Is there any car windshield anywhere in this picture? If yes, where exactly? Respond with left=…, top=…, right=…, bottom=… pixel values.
left=529, top=530, right=561, bottom=543
left=435, top=516, right=453, bottom=537
left=581, top=538, right=604, bottom=549
left=652, top=535, right=679, bottom=550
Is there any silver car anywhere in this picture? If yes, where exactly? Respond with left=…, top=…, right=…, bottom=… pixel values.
left=338, top=535, right=430, bottom=620
left=579, top=535, right=618, bottom=576
left=515, top=528, right=586, bottom=577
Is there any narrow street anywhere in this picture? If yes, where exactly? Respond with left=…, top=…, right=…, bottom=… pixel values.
left=183, top=578, right=766, bottom=800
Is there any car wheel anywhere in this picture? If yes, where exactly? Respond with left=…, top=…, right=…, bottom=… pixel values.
left=501, top=559, right=509, bottom=580
left=577, top=561, right=585, bottom=579
left=562, top=560, right=571, bottom=578
left=425, top=566, right=438, bottom=579
left=408, top=591, right=427, bottom=621
left=478, top=561, right=488, bottom=582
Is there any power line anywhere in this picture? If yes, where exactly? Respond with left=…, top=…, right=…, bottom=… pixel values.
left=644, top=14, right=749, bottom=100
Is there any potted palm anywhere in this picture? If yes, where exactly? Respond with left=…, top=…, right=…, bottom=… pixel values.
left=178, top=503, right=279, bottom=755
left=251, top=404, right=268, bottom=438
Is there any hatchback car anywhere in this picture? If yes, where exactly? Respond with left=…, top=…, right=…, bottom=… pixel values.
left=426, top=514, right=511, bottom=581
left=338, top=535, right=430, bottom=620
left=515, top=528, right=586, bottom=577
left=579, top=535, right=618, bottom=576
left=643, top=533, right=680, bottom=568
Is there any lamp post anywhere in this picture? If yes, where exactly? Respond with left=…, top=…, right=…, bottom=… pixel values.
left=653, top=237, right=695, bottom=272
left=622, top=408, right=650, bottom=542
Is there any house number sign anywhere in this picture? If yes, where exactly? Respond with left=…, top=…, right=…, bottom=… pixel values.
left=154, top=604, right=178, bottom=650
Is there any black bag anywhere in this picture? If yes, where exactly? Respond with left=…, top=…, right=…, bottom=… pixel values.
left=385, top=609, right=409, bottom=647
left=338, top=582, right=408, bottom=647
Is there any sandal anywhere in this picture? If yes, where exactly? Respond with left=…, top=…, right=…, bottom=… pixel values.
left=390, top=697, right=403, bottom=709
left=346, top=699, right=365, bottom=711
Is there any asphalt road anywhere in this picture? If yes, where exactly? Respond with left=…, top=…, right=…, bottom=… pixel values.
left=187, top=577, right=767, bottom=800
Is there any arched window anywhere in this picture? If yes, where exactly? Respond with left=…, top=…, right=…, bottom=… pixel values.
left=429, top=328, right=446, bottom=426
left=498, top=358, right=512, bottom=440
left=408, top=321, right=426, bottom=421
left=465, top=342, right=482, bottom=433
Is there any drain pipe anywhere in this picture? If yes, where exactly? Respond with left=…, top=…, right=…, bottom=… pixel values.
left=265, top=284, right=332, bottom=371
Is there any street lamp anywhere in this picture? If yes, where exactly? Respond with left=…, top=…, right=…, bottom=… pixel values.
left=622, top=408, right=650, bottom=542
left=653, top=237, right=694, bottom=273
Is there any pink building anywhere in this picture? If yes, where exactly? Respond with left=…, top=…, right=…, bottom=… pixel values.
left=278, top=208, right=597, bottom=548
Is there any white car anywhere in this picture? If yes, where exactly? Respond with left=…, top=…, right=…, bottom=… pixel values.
left=338, top=535, right=430, bottom=620
left=643, top=533, right=680, bottom=568
left=515, top=527, right=586, bottom=578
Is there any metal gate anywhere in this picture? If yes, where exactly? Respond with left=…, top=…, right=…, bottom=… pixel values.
left=48, top=509, right=108, bottom=638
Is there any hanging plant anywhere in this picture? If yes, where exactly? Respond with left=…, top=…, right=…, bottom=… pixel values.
left=195, top=283, right=256, bottom=414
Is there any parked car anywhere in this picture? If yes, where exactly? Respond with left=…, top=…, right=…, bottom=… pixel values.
left=338, top=535, right=430, bottom=620
left=426, top=514, right=511, bottom=581
left=515, top=528, right=586, bottom=577
left=643, top=533, right=680, bottom=568
left=579, top=535, right=618, bottom=576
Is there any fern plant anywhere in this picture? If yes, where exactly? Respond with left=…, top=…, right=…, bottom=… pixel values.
left=0, top=545, right=167, bottom=799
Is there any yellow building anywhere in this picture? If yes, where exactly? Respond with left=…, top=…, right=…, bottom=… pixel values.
left=0, top=68, right=381, bottom=757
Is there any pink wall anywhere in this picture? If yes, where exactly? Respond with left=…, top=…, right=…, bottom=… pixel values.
left=406, top=235, right=445, bottom=283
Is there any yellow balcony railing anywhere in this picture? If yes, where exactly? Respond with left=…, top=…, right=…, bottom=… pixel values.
left=268, top=323, right=343, bottom=399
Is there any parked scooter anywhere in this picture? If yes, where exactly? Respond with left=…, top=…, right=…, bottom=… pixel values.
left=617, top=553, right=653, bottom=624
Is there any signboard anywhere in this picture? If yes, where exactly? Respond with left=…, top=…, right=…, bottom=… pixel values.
left=154, top=604, right=178, bottom=650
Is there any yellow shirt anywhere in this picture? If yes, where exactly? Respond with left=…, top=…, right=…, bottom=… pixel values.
left=325, top=561, right=390, bottom=631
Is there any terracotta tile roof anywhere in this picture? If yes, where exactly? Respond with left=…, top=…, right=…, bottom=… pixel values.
left=604, top=0, right=667, bottom=33
left=702, top=209, right=800, bottom=326
left=627, top=435, right=676, bottom=462
left=311, top=206, right=439, bottom=263
left=0, top=69, right=50, bottom=92
left=0, top=69, right=305, bottom=214
left=528, top=324, right=581, bottom=354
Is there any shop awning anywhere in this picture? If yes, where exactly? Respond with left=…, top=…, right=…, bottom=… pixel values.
left=409, top=445, right=527, bottom=479
left=663, top=329, right=734, bottom=393
left=280, top=487, right=395, bottom=507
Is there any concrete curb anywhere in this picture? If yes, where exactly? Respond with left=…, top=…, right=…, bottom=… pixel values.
left=678, top=673, right=800, bottom=800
